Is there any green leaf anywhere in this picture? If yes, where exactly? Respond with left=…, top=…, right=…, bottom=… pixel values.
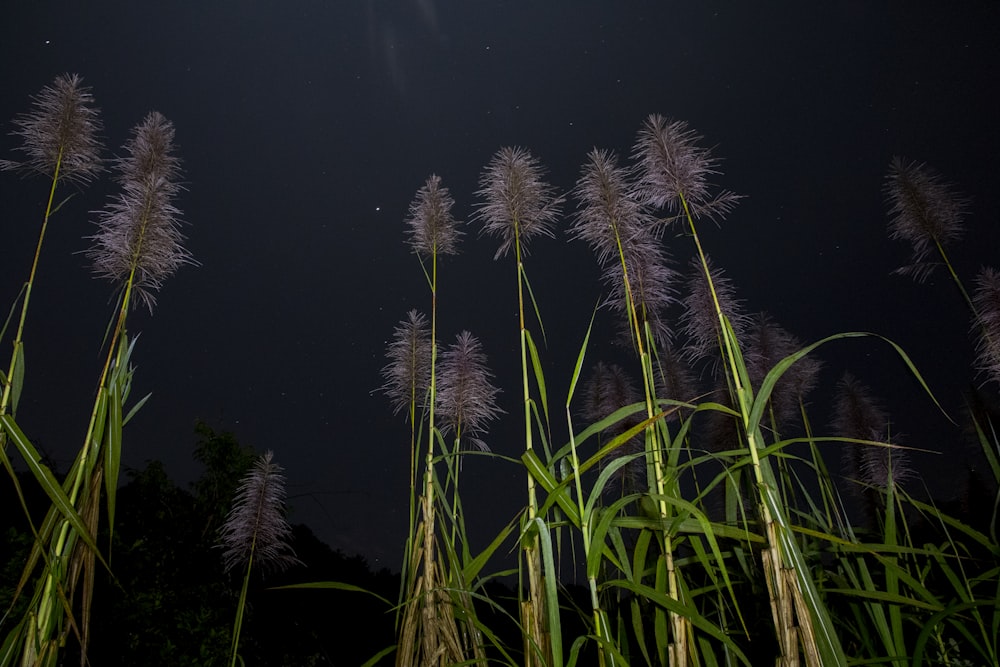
left=0, top=415, right=104, bottom=562
left=11, top=342, right=24, bottom=415
left=464, top=514, right=519, bottom=582
left=271, top=581, right=393, bottom=607
left=526, top=517, right=563, bottom=667
left=122, top=392, right=151, bottom=426
left=565, top=306, right=597, bottom=406
left=105, top=363, right=123, bottom=536
left=523, top=449, right=580, bottom=526
left=525, top=329, right=550, bottom=429
left=602, top=578, right=751, bottom=666
left=359, top=646, right=396, bottom=667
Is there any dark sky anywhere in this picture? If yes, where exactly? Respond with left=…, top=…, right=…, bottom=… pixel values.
left=2, top=2, right=998, bottom=569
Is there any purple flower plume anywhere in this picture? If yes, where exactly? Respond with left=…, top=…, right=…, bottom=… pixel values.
left=379, top=309, right=433, bottom=419
left=631, top=114, right=740, bottom=223
left=436, top=331, right=503, bottom=452
left=573, top=148, right=677, bottom=345
left=1, top=73, right=104, bottom=184
left=680, top=256, right=747, bottom=367
left=87, top=112, right=191, bottom=311
left=473, top=146, right=564, bottom=259
left=884, top=157, right=967, bottom=283
left=405, top=174, right=461, bottom=257
left=219, top=450, right=300, bottom=574
left=972, top=267, right=1000, bottom=386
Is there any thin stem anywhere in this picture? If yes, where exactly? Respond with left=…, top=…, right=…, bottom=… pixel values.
left=230, top=552, right=254, bottom=667
left=421, top=247, right=440, bottom=663
left=0, top=148, right=63, bottom=419
left=608, top=214, right=685, bottom=665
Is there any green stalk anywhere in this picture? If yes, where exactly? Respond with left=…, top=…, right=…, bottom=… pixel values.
left=230, top=552, right=254, bottom=667
left=32, top=272, right=134, bottom=652
left=608, top=217, right=686, bottom=666
left=0, top=148, right=63, bottom=421
left=680, top=192, right=845, bottom=666
left=26, top=188, right=155, bottom=659
left=396, top=350, right=423, bottom=634
left=422, top=248, right=440, bottom=663
left=565, top=404, right=610, bottom=667
left=512, top=227, right=551, bottom=667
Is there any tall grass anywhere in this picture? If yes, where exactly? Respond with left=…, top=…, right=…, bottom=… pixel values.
left=0, top=78, right=191, bottom=666
left=379, top=115, right=1000, bottom=666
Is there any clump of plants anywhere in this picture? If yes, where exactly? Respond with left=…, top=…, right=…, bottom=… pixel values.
left=0, top=74, right=193, bottom=666
left=377, top=114, right=1000, bottom=666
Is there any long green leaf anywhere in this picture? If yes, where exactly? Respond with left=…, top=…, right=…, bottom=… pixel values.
left=526, top=517, right=563, bottom=667
left=271, top=581, right=393, bottom=607
left=750, top=332, right=950, bottom=436
left=602, top=578, right=750, bottom=665
left=0, top=415, right=101, bottom=557
left=11, top=342, right=24, bottom=415
left=525, top=329, right=550, bottom=429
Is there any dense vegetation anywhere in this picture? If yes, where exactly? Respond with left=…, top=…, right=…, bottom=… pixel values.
left=1, top=424, right=398, bottom=665
left=1, top=75, right=998, bottom=666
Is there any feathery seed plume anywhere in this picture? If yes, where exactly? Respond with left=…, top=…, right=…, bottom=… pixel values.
left=744, top=312, right=821, bottom=426
left=680, top=256, right=747, bottom=367
left=1, top=73, right=104, bottom=184
left=832, top=373, right=890, bottom=486
left=972, top=267, right=1000, bottom=386
left=655, top=344, right=699, bottom=422
left=380, top=309, right=433, bottom=418
left=473, top=146, right=564, bottom=259
left=219, top=450, right=299, bottom=574
left=405, top=174, right=461, bottom=257
left=580, top=362, right=644, bottom=492
left=884, top=157, right=967, bottom=283
left=88, top=112, right=191, bottom=311
left=631, top=114, right=740, bottom=223
left=572, top=149, right=652, bottom=264
left=436, top=331, right=503, bottom=452
left=859, top=430, right=913, bottom=490
left=573, top=149, right=677, bottom=345
left=581, top=362, right=639, bottom=425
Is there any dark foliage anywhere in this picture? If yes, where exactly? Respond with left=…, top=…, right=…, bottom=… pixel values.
left=0, top=424, right=398, bottom=666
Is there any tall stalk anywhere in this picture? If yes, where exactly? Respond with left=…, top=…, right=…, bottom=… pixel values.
left=1, top=73, right=103, bottom=432
left=473, top=146, right=562, bottom=665
left=2, top=110, right=189, bottom=667
left=572, top=146, right=687, bottom=664
left=394, top=174, right=465, bottom=667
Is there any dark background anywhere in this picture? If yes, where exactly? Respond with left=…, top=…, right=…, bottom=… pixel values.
left=1, top=1, right=998, bottom=570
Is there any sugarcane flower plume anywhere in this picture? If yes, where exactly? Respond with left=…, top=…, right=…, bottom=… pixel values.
left=580, top=362, right=644, bottom=492
left=832, top=373, right=889, bottom=484
left=436, top=331, right=503, bottom=452
left=573, top=149, right=677, bottom=346
left=405, top=174, right=461, bottom=257
left=631, top=114, right=740, bottom=223
left=379, top=309, right=432, bottom=419
left=744, top=312, right=821, bottom=426
left=680, top=255, right=748, bottom=368
left=972, top=266, right=1000, bottom=386
left=655, top=343, right=699, bottom=422
left=1, top=73, right=104, bottom=184
left=581, top=361, right=638, bottom=426
left=473, top=146, right=564, bottom=259
left=859, top=430, right=913, bottom=490
left=219, top=450, right=299, bottom=574
left=884, top=157, right=967, bottom=283
left=571, top=148, right=652, bottom=266
left=607, top=234, right=677, bottom=348
left=88, top=112, right=192, bottom=311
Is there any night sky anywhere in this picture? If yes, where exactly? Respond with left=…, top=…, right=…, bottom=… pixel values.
left=2, top=2, right=998, bottom=570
